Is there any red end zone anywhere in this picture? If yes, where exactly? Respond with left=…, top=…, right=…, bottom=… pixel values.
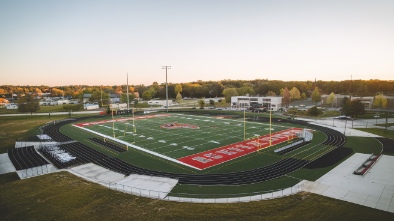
left=178, top=128, right=303, bottom=170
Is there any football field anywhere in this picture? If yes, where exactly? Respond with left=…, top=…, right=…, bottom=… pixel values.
left=73, top=113, right=302, bottom=170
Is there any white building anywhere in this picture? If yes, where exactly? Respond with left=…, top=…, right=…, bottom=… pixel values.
left=230, top=96, right=282, bottom=111
left=147, top=99, right=178, bottom=107
left=321, top=94, right=375, bottom=108
left=84, top=104, right=99, bottom=110
left=6, top=103, right=18, bottom=109
left=110, top=103, right=128, bottom=110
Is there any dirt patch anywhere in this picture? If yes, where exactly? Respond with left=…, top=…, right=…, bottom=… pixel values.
left=160, top=123, right=199, bottom=129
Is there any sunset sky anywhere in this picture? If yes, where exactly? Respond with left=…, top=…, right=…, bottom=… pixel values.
left=1, top=0, right=393, bottom=86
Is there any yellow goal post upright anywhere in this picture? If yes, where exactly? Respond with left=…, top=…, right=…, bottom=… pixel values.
left=133, top=107, right=136, bottom=133
left=112, top=108, right=116, bottom=138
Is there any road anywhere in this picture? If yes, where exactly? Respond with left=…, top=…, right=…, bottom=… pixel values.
left=0, top=111, right=102, bottom=117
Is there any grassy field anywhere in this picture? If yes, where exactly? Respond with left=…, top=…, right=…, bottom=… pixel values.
left=1, top=172, right=393, bottom=221
left=356, top=128, right=394, bottom=140
left=76, top=113, right=293, bottom=158
left=0, top=104, right=84, bottom=114
left=0, top=115, right=71, bottom=153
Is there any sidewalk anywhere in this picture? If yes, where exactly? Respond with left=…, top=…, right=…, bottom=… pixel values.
left=296, top=117, right=394, bottom=137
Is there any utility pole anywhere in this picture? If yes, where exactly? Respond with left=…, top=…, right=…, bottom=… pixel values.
left=161, top=66, right=171, bottom=112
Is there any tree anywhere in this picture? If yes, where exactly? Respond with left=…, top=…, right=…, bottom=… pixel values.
left=176, top=92, right=182, bottom=101
left=266, top=91, right=276, bottom=96
left=175, top=84, right=182, bottom=95
left=311, top=87, right=321, bottom=104
left=89, top=90, right=110, bottom=107
left=114, top=86, right=123, bottom=95
left=327, top=92, right=335, bottom=107
left=350, top=100, right=365, bottom=118
left=340, top=97, right=351, bottom=116
left=121, top=93, right=136, bottom=103
left=146, top=87, right=157, bottom=98
left=237, top=86, right=255, bottom=96
left=373, top=93, right=387, bottom=109
left=308, top=106, right=321, bottom=117
left=17, top=94, right=40, bottom=115
left=281, top=87, right=290, bottom=108
left=63, top=104, right=83, bottom=115
left=289, top=87, right=301, bottom=100
left=222, top=88, right=238, bottom=103
left=142, top=90, right=152, bottom=100
left=300, top=92, right=307, bottom=100
left=198, top=99, right=205, bottom=109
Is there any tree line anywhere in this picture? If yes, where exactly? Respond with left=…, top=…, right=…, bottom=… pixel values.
left=1, top=79, right=393, bottom=102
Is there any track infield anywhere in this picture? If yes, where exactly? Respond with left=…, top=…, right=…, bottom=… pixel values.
left=73, top=113, right=302, bottom=170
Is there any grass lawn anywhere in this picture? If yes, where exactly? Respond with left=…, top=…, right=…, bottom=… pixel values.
left=344, top=136, right=383, bottom=154
left=355, top=128, right=394, bottom=140
left=1, top=171, right=392, bottom=221
left=376, top=123, right=394, bottom=127
left=0, top=114, right=98, bottom=153
left=0, top=104, right=83, bottom=114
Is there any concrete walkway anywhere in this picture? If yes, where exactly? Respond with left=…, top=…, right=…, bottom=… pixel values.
left=68, top=163, right=178, bottom=199
left=296, top=116, right=394, bottom=137
left=301, top=153, right=394, bottom=213
left=0, top=153, right=16, bottom=175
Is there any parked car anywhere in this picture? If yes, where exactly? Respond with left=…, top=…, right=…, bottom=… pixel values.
left=334, top=115, right=352, bottom=120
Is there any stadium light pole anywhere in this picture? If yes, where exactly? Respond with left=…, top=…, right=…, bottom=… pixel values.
left=100, top=86, right=103, bottom=107
left=162, top=66, right=171, bottom=112
left=126, top=73, right=130, bottom=111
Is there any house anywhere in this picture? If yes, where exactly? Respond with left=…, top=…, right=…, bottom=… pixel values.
left=109, top=94, right=121, bottom=103
left=83, top=94, right=92, bottom=103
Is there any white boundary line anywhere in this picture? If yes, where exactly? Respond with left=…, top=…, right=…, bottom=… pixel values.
left=72, top=124, right=202, bottom=170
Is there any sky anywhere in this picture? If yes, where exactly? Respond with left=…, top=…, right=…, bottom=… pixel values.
left=0, top=0, right=393, bottom=86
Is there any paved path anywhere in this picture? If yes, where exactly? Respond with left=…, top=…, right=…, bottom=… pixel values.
left=0, top=153, right=16, bottom=175
left=301, top=153, right=394, bottom=213
left=0, top=111, right=101, bottom=117
left=296, top=117, right=394, bottom=137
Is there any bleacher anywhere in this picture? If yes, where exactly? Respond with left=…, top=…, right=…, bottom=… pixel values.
left=275, top=140, right=311, bottom=155
left=353, top=154, right=381, bottom=175
left=39, top=145, right=86, bottom=169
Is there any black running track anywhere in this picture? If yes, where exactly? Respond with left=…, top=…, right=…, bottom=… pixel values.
left=8, top=146, right=49, bottom=170
left=375, top=137, right=394, bottom=154
left=38, top=116, right=346, bottom=185
left=276, top=141, right=311, bottom=155
left=89, top=137, right=127, bottom=153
